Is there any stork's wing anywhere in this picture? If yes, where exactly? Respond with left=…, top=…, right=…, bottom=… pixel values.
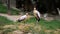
left=36, top=13, right=40, bottom=19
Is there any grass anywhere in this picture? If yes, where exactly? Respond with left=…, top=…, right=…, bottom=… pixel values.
left=16, top=17, right=60, bottom=34
left=0, top=16, right=17, bottom=34
left=0, top=2, right=60, bottom=34
left=0, top=16, right=60, bottom=34
left=25, top=17, right=60, bottom=30
left=2, top=28, right=16, bottom=34
left=0, top=3, right=20, bottom=15
left=40, top=20, right=60, bottom=30
left=0, top=4, right=7, bottom=13
left=0, top=16, right=13, bottom=26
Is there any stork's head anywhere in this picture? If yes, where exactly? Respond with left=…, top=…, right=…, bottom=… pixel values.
left=34, top=7, right=36, bottom=10
left=26, top=13, right=29, bottom=16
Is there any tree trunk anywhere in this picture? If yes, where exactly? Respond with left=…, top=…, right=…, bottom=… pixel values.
left=7, top=0, right=11, bottom=15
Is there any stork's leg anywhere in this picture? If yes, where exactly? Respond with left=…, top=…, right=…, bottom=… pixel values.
left=38, top=18, right=40, bottom=22
left=36, top=18, right=40, bottom=25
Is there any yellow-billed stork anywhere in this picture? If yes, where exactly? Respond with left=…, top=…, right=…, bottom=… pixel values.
left=33, top=7, right=41, bottom=22
left=18, top=13, right=29, bottom=22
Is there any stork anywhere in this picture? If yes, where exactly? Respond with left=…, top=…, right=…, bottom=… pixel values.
left=17, top=13, right=29, bottom=22
left=33, top=7, right=41, bottom=22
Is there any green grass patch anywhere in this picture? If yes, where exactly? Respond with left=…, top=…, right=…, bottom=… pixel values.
left=40, top=19, right=60, bottom=30
left=0, top=3, right=20, bottom=15
left=0, top=4, right=7, bottom=13
left=2, top=28, right=16, bottom=34
left=25, top=17, right=60, bottom=30
left=10, top=8, right=20, bottom=15
left=0, top=16, right=13, bottom=26
left=25, top=17, right=36, bottom=23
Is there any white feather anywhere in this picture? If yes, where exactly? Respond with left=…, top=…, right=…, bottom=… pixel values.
left=33, top=10, right=40, bottom=18
left=18, top=15, right=27, bottom=20
left=37, top=11, right=40, bottom=18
